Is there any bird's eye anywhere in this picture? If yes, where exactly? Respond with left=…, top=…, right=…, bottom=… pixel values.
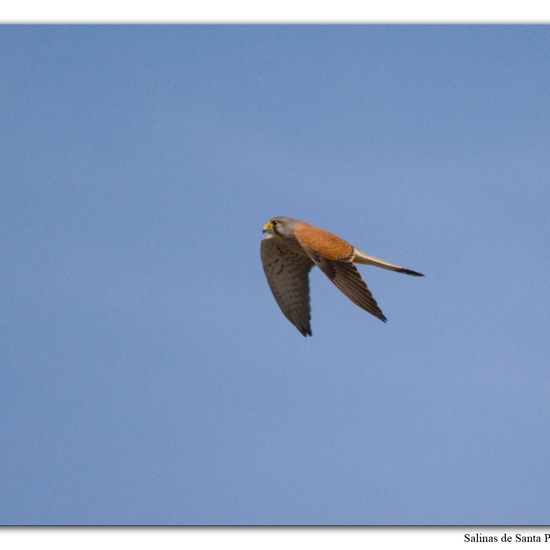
left=271, top=220, right=277, bottom=226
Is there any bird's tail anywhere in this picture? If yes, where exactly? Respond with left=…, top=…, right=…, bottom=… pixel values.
left=354, top=249, right=424, bottom=277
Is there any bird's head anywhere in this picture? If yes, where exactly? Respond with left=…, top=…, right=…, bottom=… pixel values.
left=262, top=216, right=299, bottom=240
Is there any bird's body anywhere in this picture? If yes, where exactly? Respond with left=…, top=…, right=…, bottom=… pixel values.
left=260, top=216, right=424, bottom=336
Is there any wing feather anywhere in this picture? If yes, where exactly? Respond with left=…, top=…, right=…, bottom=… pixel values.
left=260, top=237, right=314, bottom=336
left=303, top=248, right=387, bottom=323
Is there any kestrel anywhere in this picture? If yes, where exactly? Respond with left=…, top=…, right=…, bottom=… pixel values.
left=260, top=216, right=424, bottom=336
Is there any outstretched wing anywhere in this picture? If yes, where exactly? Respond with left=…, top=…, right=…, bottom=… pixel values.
left=260, top=236, right=314, bottom=336
left=304, top=248, right=387, bottom=323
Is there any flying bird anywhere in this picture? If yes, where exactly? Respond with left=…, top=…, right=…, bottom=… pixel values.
left=260, top=216, right=424, bottom=336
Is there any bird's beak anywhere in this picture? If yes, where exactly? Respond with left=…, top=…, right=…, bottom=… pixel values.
left=263, top=221, right=273, bottom=233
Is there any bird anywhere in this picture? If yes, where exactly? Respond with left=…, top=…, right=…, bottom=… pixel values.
left=260, top=216, right=424, bottom=336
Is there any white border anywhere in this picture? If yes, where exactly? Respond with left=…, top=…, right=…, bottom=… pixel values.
left=2, top=527, right=550, bottom=550
left=1, top=0, right=550, bottom=22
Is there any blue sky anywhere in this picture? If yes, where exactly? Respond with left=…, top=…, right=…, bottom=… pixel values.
left=1, top=25, right=550, bottom=525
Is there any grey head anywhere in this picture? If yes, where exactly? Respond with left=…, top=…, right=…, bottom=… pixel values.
left=262, top=216, right=301, bottom=241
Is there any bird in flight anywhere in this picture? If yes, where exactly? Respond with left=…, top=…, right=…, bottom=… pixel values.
left=260, top=216, right=424, bottom=336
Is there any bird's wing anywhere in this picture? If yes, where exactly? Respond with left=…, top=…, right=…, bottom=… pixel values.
left=261, top=236, right=314, bottom=336
left=301, top=246, right=387, bottom=323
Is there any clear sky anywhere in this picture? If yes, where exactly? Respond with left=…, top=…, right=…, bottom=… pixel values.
left=2, top=25, right=550, bottom=525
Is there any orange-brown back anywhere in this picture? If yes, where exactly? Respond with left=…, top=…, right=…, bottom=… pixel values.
left=295, top=222, right=354, bottom=261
